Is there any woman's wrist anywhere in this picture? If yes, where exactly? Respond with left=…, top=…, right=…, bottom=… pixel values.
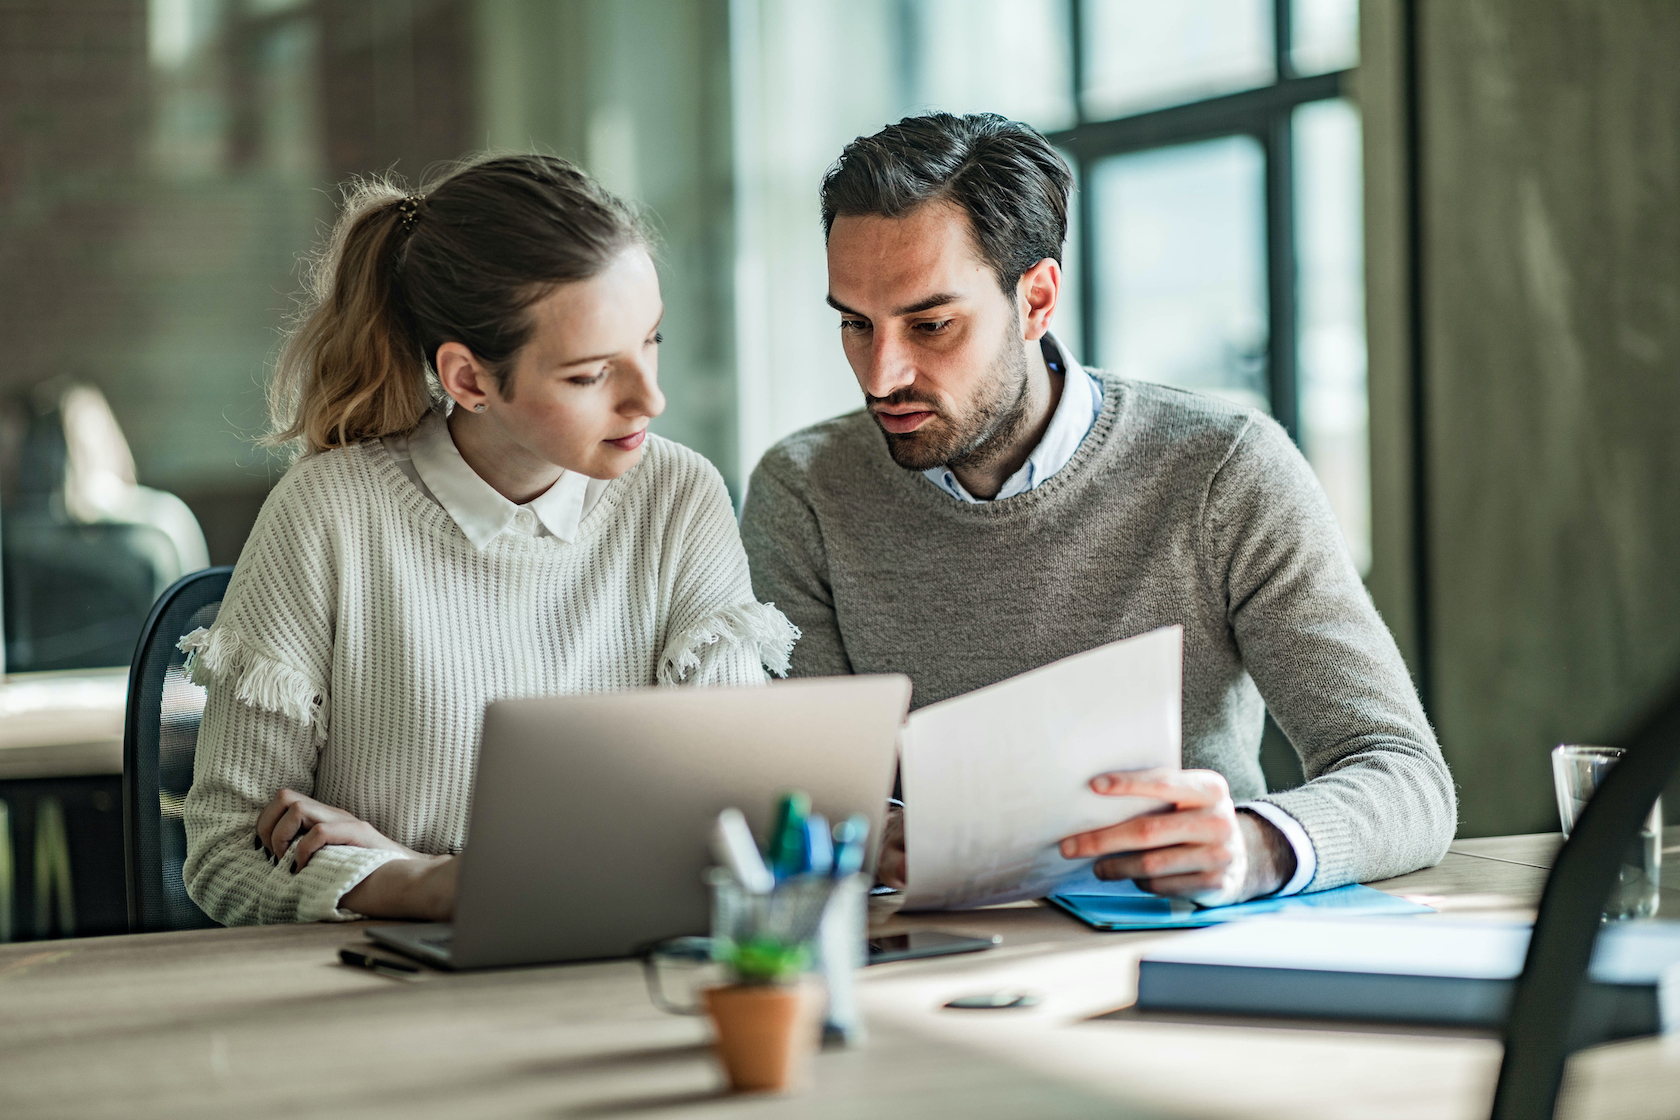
left=340, top=855, right=456, bottom=921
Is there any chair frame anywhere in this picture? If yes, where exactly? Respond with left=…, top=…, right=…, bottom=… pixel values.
left=1490, top=679, right=1680, bottom=1119
left=122, top=566, right=233, bottom=932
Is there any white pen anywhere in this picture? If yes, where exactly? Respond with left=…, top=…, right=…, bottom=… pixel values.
left=712, top=807, right=775, bottom=894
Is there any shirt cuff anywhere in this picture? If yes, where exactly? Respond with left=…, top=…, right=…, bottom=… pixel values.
left=1239, top=801, right=1317, bottom=897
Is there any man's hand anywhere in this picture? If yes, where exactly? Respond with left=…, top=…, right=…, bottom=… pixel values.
left=1057, top=768, right=1296, bottom=906
left=877, top=805, right=907, bottom=890
left=256, top=788, right=422, bottom=870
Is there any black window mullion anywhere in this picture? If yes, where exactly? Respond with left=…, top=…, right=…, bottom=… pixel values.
left=1275, top=0, right=1295, bottom=81
left=1068, top=0, right=1098, bottom=366
left=1068, top=0, right=1085, bottom=125
left=1076, top=154, right=1099, bottom=368
left=1267, top=0, right=1300, bottom=438
left=1045, top=71, right=1342, bottom=161
left=1061, top=1, right=1336, bottom=429
left=1264, top=111, right=1300, bottom=440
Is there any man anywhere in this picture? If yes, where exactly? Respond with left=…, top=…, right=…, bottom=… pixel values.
left=740, top=113, right=1455, bottom=905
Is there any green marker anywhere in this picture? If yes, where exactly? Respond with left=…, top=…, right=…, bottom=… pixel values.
left=768, top=790, right=811, bottom=879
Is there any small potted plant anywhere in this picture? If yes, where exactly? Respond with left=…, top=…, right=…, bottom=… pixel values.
left=703, top=934, right=822, bottom=1093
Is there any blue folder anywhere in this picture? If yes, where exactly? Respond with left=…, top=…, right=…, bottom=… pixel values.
left=1046, top=873, right=1434, bottom=931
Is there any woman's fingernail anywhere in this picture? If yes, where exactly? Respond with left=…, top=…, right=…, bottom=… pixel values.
left=1060, top=838, right=1077, bottom=858
left=252, top=836, right=262, bottom=850
left=289, top=862, right=299, bottom=876
left=1092, top=775, right=1113, bottom=793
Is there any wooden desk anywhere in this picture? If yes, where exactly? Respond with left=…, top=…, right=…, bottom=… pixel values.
left=2, top=837, right=1677, bottom=1119
left=0, top=668, right=131, bottom=940
left=0, top=668, right=128, bottom=780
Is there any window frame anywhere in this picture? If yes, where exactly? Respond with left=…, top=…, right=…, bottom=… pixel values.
left=1047, top=0, right=1353, bottom=442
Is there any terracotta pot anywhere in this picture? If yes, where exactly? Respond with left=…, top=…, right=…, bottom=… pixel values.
left=702, top=981, right=821, bottom=1093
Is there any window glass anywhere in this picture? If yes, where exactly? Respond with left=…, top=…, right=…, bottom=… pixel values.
left=1290, top=0, right=1359, bottom=76
left=1079, top=0, right=1274, bottom=120
left=1293, top=98, right=1369, bottom=571
left=909, top=0, right=1075, bottom=131
left=1091, top=136, right=1268, bottom=413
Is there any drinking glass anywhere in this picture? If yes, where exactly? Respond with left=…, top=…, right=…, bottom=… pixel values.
left=1551, top=745, right=1662, bottom=920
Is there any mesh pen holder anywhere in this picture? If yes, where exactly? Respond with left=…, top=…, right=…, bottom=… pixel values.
left=641, top=868, right=870, bottom=1046
left=708, top=867, right=870, bottom=1046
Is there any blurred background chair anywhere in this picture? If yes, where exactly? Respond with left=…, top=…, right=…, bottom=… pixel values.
left=2, top=384, right=209, bottom=674
left=123, top=565, right=232, bottom=933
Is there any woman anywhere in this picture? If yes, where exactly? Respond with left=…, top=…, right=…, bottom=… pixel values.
left=182, top=155, right=798, bottom=925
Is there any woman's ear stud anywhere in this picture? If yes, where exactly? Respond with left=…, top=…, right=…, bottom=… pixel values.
left=473, top=404, right=486, bottom=413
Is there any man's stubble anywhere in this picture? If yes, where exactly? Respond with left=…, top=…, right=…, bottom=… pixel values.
left=872, top=308, right=1033, bottom=474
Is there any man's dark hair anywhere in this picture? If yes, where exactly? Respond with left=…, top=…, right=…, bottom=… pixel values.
left=820, top=112, right=1073, bottom=294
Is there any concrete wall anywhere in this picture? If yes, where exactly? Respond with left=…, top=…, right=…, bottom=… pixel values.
left=1365, top=0, right=1680, bottom=837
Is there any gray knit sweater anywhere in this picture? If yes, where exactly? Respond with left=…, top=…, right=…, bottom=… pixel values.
left=740, top=374, right=1456, bottom=890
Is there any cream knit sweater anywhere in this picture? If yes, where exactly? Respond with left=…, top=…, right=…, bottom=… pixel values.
left=182, top=432, right=797, bottom=925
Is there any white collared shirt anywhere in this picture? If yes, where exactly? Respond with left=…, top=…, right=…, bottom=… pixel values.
left=920, top=334, right=1318, bottom=897
left=384, top=409, right=609, bottom=550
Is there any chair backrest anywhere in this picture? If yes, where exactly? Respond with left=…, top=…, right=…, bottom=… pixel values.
left=122, top=566, right=234, bottom=932
left=1489, top=677, right=1680, bottom=1120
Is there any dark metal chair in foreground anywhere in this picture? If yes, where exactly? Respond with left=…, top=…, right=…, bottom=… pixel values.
left=122, top=566, right=234, bottom=932
left=1491, top=679, right=1680, bottom=1119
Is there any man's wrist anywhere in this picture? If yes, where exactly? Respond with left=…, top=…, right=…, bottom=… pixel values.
left=1236, top=808, right=1297, bottom=900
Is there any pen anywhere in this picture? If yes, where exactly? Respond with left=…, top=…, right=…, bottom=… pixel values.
left=711, top=807, right=775, bottom=894
left=768, top=790, right=811, bottom=879
left=832, top=813, right=869, bottom=878
left=803, top=813, right=834, bottom=876
left=338, top=947, right=421, bottom=978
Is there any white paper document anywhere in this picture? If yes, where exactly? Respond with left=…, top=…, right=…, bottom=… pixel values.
left=900, top=626, right=1183, bottom=911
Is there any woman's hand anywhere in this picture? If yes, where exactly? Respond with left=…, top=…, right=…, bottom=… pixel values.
left=255, top=788, right=421, bottom=871
left=255, top=788, right=458, bottom=921
left=341, top=855, right=458, bottom=922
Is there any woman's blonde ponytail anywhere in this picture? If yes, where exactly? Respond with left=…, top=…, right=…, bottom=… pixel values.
left=268, top=156, right=646, bottom=456
left=267, top=180, right=434, bottom=454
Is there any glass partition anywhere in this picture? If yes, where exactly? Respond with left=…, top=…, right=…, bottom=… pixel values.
left=1294, top=97, right=1369, bottom=570
left=1092, top=137, right=1269, bottom=412
left=1291, top=0, right=1360, bottom=76
left=1080, top=0, right=1275, bottom=119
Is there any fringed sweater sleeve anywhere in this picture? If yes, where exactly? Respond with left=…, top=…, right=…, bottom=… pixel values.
left=657, top=454, right=799, bottom=687
left=184, top=689, right=411, bottom=923
left=181, top=461, right=406, bottom=924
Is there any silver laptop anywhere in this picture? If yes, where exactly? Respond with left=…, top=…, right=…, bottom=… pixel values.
left=367, top=674, right=911, bottom=969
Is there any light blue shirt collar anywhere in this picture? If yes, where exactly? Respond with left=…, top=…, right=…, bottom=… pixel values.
left=924, top=334, right=1104, bottom=503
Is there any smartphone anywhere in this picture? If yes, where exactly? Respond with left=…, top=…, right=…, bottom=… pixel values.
left=866, top=929, right=1000, bottom=965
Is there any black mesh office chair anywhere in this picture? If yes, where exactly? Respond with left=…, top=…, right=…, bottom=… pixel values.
left=1491, top=678, right=1680, bottom=1119
left=123, top=566, right=234, bottom=932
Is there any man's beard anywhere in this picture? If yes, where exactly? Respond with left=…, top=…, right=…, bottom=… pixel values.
left=869, top=316, right=1033, bottom=474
